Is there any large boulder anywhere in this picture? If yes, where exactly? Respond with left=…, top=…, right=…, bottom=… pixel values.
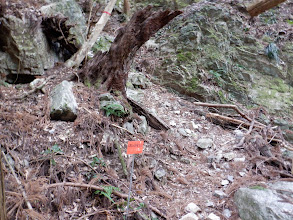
left=149, top=0, right=293, bottom=116
left=0, top=14, right=56, bottom=78
left=234, top=181, right=293, bottom=220
left=40, top=0, right=87, bottom=49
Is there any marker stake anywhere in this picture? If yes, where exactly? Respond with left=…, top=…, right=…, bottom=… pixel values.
left=126, top=154, right=135, bottom=219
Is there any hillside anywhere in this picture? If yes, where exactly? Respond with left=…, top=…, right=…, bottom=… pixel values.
left=0, top=0, right=293, bottom=219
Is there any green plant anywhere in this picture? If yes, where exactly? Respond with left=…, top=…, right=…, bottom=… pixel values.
left=101, top=103, right=126, bottom=117
left=95, top=185, right=120, bottom=203
left=209, top=69, right=225, bottom=87
left=43, top=144, right=63, bottom=166
left=90, top=156, right=106, bottom=167
left=286, top=19, right=293, bottom=25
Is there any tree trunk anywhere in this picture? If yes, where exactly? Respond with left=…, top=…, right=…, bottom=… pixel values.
left=246, top=0, right=287, bottom=17
left=78, top=6, right=182, bottom=96
left=0, top=152, right=7, bottom=220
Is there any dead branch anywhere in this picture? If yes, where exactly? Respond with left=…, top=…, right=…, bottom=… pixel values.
left=206, top=112, right=264, bottom=129
left=65, top=0, right=117, bottom=68
left=1, top=151, right=33, bottom=210
left=45, top=182, right=167, bottom=219
left=194, top=102, right=265, bottom=127
left=15, top=76, right=54, bottom=100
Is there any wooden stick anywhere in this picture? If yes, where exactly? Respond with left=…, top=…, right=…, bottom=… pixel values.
left=65, top=0, right=117, bottom=68
left=1, top=151, right=33, bottom=210
left=45, top=182, right=167, bottom=219
left=194, top=102, right=266, bottom=127
left=0, top=151, right=7, bottom=220
left=206, top=113, right=265, bottom=129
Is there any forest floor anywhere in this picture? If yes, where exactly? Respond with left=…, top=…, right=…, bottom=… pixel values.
left=1, top=0, right=293, bottom=220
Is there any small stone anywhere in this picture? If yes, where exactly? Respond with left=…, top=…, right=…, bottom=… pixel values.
left=174, top=110, right=181, bottom=114
left=180, top=157, right=191, bottom=164
left=123, top=122, right=134, bottom=134
left=213, top=190, right=227, bottom=199
left=29, top=78, right=45, bottom=89
left=170, top=155, right=177, bottom=160
left=207, top=213, right=220, bottom=220
left=234, top=130, right=244, bottom=140
left=179, top=213, right=198, bottom=220
left=234, top=157, right=246, bottom=162
left=205, top=201, right=215, bottom=207
left=155, top=168, right=166, bottom=180
left=223, top=209, right=231, bottom=218
left=227, top=175, right=234, bottom=182
left=179, top=128, right=189, bottom=137
left=184, top=203, right=201, bottom=213
left=239, top=171, right=246, bottom=177
left=191, top=122, right=201, bottom=130
left=223, top=152, right=236, bottom=161
left=221, top=179, right=229, bottom=186
left=170, top=121, right=177, bottom=126
left=185, top=129, right=192, bottom=134
left=196, top=138, right=213, bottom=149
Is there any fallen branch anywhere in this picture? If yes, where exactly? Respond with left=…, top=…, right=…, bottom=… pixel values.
left=1, top=151, right=33, bottom=210
left=15, top=76, right=54, bottom=100
left=194, top=102, right=265, bottom=127
left=206, top=112, right=264, bottom=129
left=246, top=0, right=287, bottom=17
left=45, top=182, right=167, bottom=219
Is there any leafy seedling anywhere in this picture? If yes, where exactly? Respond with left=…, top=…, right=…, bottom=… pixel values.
left=95, top=185, right=120, bottom=203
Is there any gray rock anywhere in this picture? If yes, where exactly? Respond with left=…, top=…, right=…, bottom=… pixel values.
left=234, top=181, right=293, bottom=220
left=99, top=93, right=125, bottom=117
left=98, top=93, right=115, bottom=102
left=227, top=175, right=234, bottom=182
left=207, top=213, right=220, bottom=220
left=40, top=0, right=86, bottom=48
left=179, top=128, right=189, bottom=137
left=221, top=179, right=229, bottom=186
left=50, top=81, right=78, bottom=121
left=0, top=14, right=56, bottom=78
left=213, top=190, right=227, bottom=199
left=196, top=138, right=213, bottom=149
left=179, top=213, right=198, bottom=220
left=127, top=72, right=151, bottom=89
left=137, top=116, right=149, bottom=134
left=234, top=157, right=246, bottom=162
left=205, top=201, right=215, bottom=207
left=180, top=157, right=191, bottom=164
left=185, top=203, right=201, bottom=213
left=123, top=122, right=134, bottom=134
left=223, top=152, right=236, bottom=161
left=126, top=88, right=144, bottom=103
left=223, top=209, right=232, bottom=218
left=154, top=168, right=166, bottom=180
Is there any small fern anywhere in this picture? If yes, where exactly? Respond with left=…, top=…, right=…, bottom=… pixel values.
left=95, top=185, right=120, bottom=203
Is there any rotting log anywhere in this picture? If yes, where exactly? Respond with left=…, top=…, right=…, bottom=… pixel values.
left=78, top=6, right=182, bottom=96
left=0, top=152, right=7, bottom=220
left=246, top=0, right=287, bottom=17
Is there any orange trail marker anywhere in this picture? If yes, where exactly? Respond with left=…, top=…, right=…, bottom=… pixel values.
left=126, top=141, right=144, bottom=219
left=127, top=141, right=144, bottom=154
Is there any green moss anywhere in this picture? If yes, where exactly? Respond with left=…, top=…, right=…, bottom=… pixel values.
left=176, top=51, right=193, bottom=63
left=94, top=79, right=102, bottom=89
left=84, top=78, right=92, bottom=88
left=270, top=78, right=289, bottom=93
left=186, top=76, right=199, bottom=92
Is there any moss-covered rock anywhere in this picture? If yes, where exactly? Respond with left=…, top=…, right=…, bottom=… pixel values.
left=148, top=0, right=292, bottom=116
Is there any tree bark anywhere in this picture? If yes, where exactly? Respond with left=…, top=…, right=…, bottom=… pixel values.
left=0, top=152, right=7, bottom=220
left=78, top=6, right=182, bottom=96
left=246, top=0, right=287, bottom=17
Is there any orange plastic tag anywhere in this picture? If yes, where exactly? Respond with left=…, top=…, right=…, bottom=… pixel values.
left=127, top=141, right=144, bottom=154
